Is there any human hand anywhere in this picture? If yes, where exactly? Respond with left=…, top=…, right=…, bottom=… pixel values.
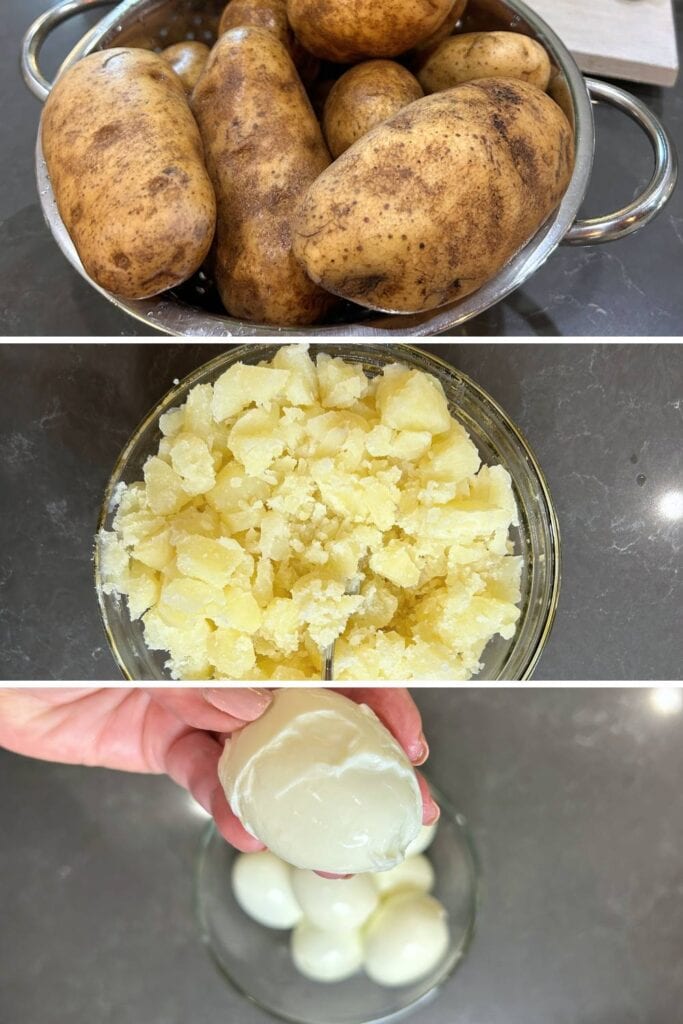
left=0, top=687, right=438, bottom=853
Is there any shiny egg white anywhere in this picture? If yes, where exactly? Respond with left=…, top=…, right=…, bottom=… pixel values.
left=364, top=892, right=449, bottom=986
left=231, top=851, right=302, bottom=929
left=372, top=854, right=434, bottom=897
left=291, top=869, right=378, bottom=931
left=291, top=920, right=363, bottom=982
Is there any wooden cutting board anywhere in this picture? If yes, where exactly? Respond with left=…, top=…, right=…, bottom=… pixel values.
left=527, top=0, right=679, bottom=86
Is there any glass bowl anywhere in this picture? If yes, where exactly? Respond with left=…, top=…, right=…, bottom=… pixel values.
left=95, top=343, right=560, bottom=680
left=194, top=783, right=478, bottom=1024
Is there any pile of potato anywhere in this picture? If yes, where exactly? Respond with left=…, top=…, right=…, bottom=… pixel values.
left=41, top=0, right=575, bottom=325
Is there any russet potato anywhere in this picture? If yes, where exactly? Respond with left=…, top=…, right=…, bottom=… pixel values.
left=218, top=0, right=290, bottom=46
left=160, top=41, right=210, bottom=93
left=286, top=0, right=455, bottom=62
left=218, top=0, right=320, bottom=85
left=323, top=61, right=424, bottom=158
left=41, top=48, right=216, bottom=299
left=410, top=0, right=468, bottom=62
left=418, top=31, right=552, bottom=94
left=192, top=28, right=333, bottom=326
left=293, top=78, right=574, bottom=314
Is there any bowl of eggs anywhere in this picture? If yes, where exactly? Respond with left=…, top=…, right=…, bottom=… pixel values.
left=195, top=688, right=479, bottom=1022
left=195, top=788, right=478, bottom=1024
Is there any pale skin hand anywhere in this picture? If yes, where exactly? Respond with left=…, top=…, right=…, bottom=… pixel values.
left=0, top=688, right=439, bottom=856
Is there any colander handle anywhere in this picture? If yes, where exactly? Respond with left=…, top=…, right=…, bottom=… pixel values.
left=21, top=0, right=116, bottom=102
left=564, top=78, right=678, bottom=245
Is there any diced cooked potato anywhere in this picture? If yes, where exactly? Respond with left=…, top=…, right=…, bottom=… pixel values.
left=207, top=462, right=270, bottom=514
left=272, top=344, right=319, bottom=405
left=317, top=354, right=369, bottom=409
left=213, top=364, right=290, bottom=422
left=228, top=407, right=286, bottom=476
left=184, top=383, right=214, bottom=438
left=208, top=628, right=257, bottom=678
left=376, top=367, right=451, bottom=434
left=98, top=531, right=130, bottom=593
left=169, top=434, right=216, bottom=495
left=261, top=597, right=301, bottom=655
left=159, top=406, right=185, bottom=437
left=101, top=346, right=521, bottom=680
left=210, top=587, right=263, bottom=634
left=132, top=528, right=174, bottom=571
left=175, top=534, right=247, bottom=588
left=126, top=561, right=160, bottom=620
left=369, top=540, right=421, bottom=588
left=419, top=423, right=481, bottom=483
left=143, top=456, right=192, bottom=515
left=160, top=576, right=224, bottom=617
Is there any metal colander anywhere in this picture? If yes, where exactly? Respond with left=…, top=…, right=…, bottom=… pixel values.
left=22, top=0, right=678, bottom=336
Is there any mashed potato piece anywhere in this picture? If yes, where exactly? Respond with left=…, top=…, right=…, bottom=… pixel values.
left=98, top=346, right=522, bottom=679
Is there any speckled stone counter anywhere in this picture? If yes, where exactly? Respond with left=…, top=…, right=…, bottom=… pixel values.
left=0, top=342, right=680, bottom=680
left=1, top=688, right=682, bottom=1024
left=0, top=0, right=682, bottom=335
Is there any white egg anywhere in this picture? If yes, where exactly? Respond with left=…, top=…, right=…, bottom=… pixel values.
left=231, top=851, right=302, bottom=929
left=218, top=688, right=422, bottom=874
left=404, top=822, right=438, bottom=858
left=364, top=892, right=450, bottom=987
left=291, top=920, right=363, bottom=983
left=291, top=869, right=378, bottom=931
left=372, top=854, right=434, bottom=897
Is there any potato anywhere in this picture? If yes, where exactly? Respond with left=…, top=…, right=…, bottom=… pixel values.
left=286, top=0, right=454, bottom=62
left=192, top=28, right=332, bottom=326
left=417, top=32, right=552, bottom=94
left=293, top=79, right=574, bottom=313
left=218, top=0, right=320, bottom=85
left=161, top=41, right=210, bottom=93
left=323, top=61, right=423, bottom=158
left=218, top=0, right=290, bottom=46
left=411, top=0, right=468, bottom=61
left=41, top=49, right=216, bottom=299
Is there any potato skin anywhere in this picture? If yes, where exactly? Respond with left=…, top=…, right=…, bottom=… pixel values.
left=161, top=41, right=210, bottom=93
left=286, top=0, right=454, bottom=62
left=218, top=0, right=320, bottom=86
left=293, top=78, right=575, bottom=314
left=192, top=28, right=333, bottom=326
left=418, top=32, right=552, bottom=94
left=219, top=0, right=290, bottom=46
left=41, top=49, right=216, bottom=300
left=323, top=61, right=423, bottom=158
left=411, top=0, right=468, bottom=61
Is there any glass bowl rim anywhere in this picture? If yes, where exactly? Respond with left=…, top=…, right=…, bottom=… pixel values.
left=94, top=343, right=561, bottom=681
left=193, top=777, right=481, bottom=1024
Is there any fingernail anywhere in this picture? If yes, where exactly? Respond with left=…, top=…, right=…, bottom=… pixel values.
left=424, top=800, right=441, bottom=826
left=412, top=731, right=429, bottom=766
left=204, top=687, right=272, bottom=720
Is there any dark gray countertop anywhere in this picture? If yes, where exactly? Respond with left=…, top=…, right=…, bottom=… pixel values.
left=0, top=1, right=682, bottom=336
left=1, top=688, right=682, bottom=1024
left=1, top=342, right=681, bottom=681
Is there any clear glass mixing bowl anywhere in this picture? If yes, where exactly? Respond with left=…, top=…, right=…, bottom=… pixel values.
left=194, top=783, right=478, bottom=1024
left=95, top=343, right=560, bottom=680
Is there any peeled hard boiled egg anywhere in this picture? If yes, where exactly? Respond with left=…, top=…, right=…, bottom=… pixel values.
left=231, top=851, right=302, bottom=929
left=372, top=854, right=434, bottom=897
left=291, top=920, right=363, bottom=983
left=218, top=688, right=422, bottom=874
left=405, top=822, right=438, bottom=858
left=292, top=869, right=378, bottom=931
left=364, top=892, right=450, bottom=986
